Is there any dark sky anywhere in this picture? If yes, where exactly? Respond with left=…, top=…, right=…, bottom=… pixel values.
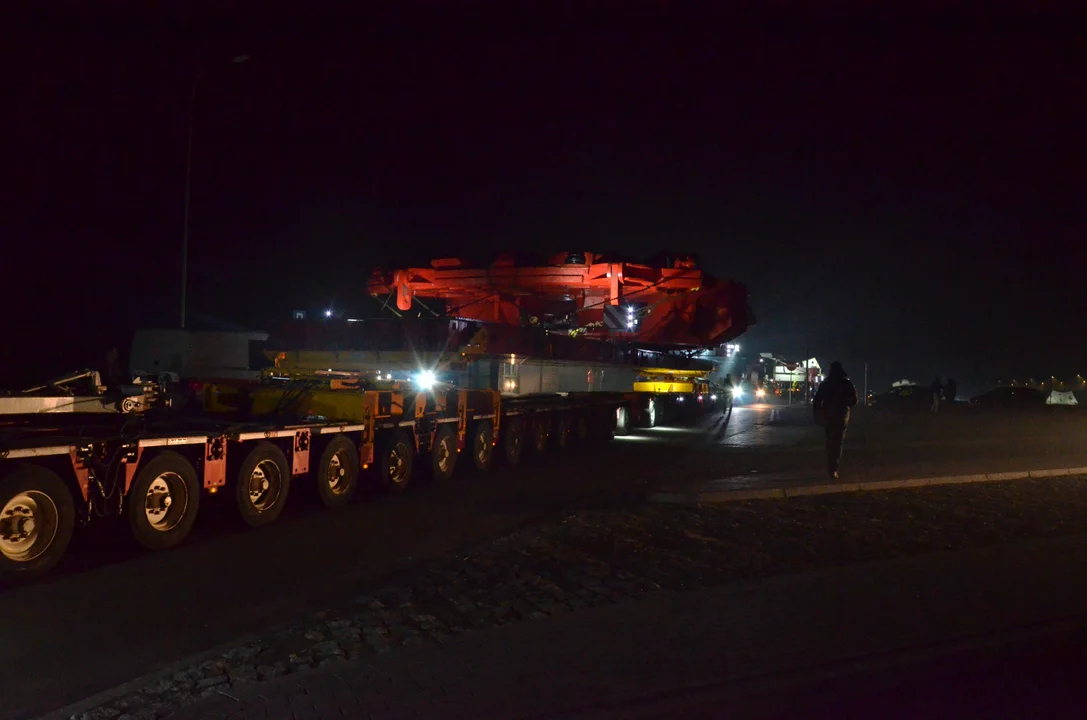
left=6, top=4, right=1086, bottom=395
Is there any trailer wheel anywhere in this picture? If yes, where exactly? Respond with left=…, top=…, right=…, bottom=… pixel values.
left=644, top=398, right=658, bottom=428
left=236, top=442, right=291, bottom=527
left=501, top=417, right=524, bottom=466
left=593, top=407, right=617, bottom=442
left=530, top=418, right=549, bottom=455
left=655, top=400, right=671, bottom=427
left=316, top=435, right=359, bottom=509
left=429, top=426, right=458, bottom=481
left=615, top=406, right=631, bottom=436
left=127, top=452, right=200, bottom=551
left=553, top=415, right=571, bottom=452
left=380, top=431, right=414, bottom=493
left=0, top=465, right=75, bottom=579
left=470, top=421, right=494, bottom=472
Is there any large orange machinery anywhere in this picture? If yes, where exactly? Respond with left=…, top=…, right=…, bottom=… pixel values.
left=367, top=251, right=752, bottom=347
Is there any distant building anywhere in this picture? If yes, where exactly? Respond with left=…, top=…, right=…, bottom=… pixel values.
left=755, top=353, right=822, bottom=384
left=742, top=353, right=823, bottom=403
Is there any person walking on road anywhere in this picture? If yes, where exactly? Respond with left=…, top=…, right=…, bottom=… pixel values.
left=813, top=361, right=858, bottom=481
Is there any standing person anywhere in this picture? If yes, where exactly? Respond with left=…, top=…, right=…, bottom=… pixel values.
left=812, top=361, right=859, bottom=480
left=721, top=374, right=735, bottom=414
left=930, top=376, right=942, bottom=413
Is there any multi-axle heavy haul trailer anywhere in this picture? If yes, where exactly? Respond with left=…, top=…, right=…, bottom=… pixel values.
left=0, top=364, right=703, bottom=581
left=1, top=251, right=749, bottom=581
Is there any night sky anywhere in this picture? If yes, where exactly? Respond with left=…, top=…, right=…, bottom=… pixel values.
left=7, top=5, right=1086, bottom=395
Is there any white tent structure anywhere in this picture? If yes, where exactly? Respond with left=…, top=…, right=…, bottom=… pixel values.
left=1046, top=390, right=1079, bottom=406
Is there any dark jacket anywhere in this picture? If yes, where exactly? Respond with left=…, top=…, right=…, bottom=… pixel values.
left=814, top=373, right=859, bottom=426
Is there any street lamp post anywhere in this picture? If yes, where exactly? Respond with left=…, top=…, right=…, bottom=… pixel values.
left=180, top=54, right=251, bottom=329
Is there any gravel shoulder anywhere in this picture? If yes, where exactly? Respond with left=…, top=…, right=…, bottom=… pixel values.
left=52, top=475, right=1087, bottom=720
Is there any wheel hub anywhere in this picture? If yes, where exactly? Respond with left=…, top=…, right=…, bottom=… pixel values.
left=248, top=462, right=282, bottom=510
left=327, top=453, right=347, bottom=493
left=388, top=446, right=407, bottom=483
left=1, top=512, right=32, bottom=542
left=0, top=490, right=58, bottom=563
left=145, top=474, right=185, bottom=530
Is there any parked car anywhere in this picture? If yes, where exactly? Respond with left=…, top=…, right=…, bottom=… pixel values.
left=870, top=384, right=932, bottom=411
left=969, top=386, right=1046, bottom=410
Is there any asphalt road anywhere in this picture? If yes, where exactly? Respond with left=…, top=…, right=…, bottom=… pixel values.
left=630, top=619, right=1087, bottom=719
left=1, top=407, right=770, bottom=720
left=690, top=403, right=1087, bottom=487
left=770, top=625, right=1087, bottom=720
left=7, top=404, right=1087, bottom=720
left=157, top=521, right=1087, bottom=720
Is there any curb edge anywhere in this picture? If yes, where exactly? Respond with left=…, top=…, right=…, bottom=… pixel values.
left=650, top=468, right=1087, bottom=506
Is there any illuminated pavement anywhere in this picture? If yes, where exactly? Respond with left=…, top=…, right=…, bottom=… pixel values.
left=615, top=403, right=800, bottom=450
left=709, top=403, right=813, bottom=448
left=656, top=405, right=1087, bottom=494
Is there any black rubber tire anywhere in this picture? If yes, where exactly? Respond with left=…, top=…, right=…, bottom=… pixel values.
left=656, top=401, right=671, bottom=426
left=643, top=398, right=658, bottom=428
left=0, top=464, right=76, bottom=580
left=501, top=416, right=524, bottom=466
left=235, top=441, right=291, bottom=528
left=127, top=451, right=200, bottom=551
left=530, top=417, right=549, bottom=455
left=593, top=406, right=617, bottom=442
left=429, top=425, right=458, bottom=481
left=316, top=435, right=359, bottom=509
left=614, top=406, right=631, bottom=436
left=470, top=421, right=494, bottom=472
left=553, top=415, right=571, bottom=452
left=379, top=430, right=414, bottom=493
